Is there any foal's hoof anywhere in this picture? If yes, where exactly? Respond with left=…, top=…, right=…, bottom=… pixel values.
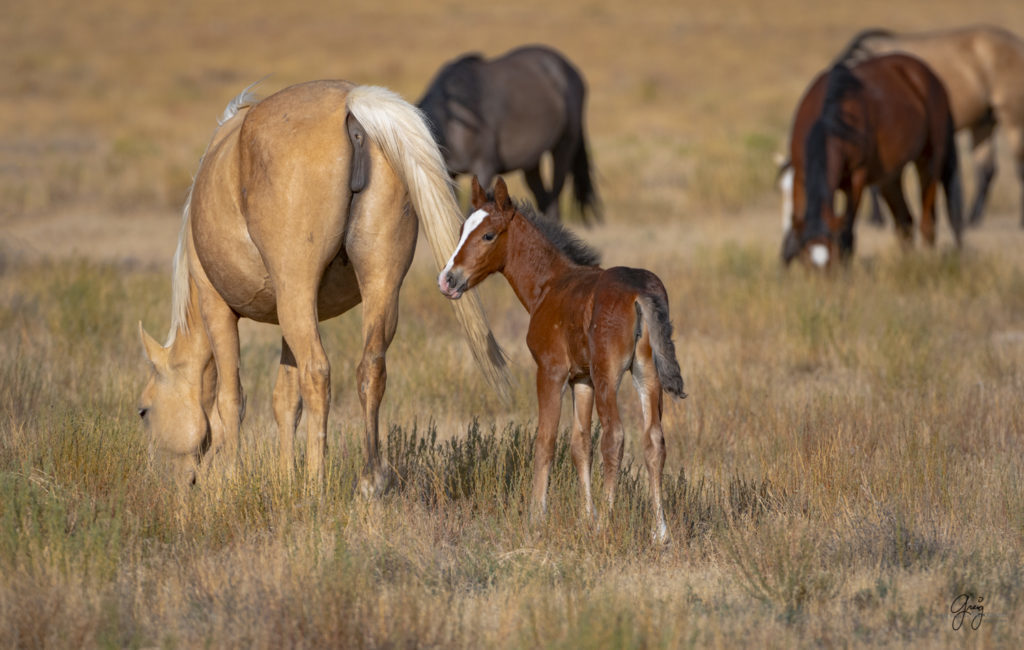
left=357, top=468, right=393, bottom=500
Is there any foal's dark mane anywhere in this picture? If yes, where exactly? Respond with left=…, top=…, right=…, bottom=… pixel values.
left=802, top=62, right=865, bottom=241
left=495, top=194, right=601, bottom=267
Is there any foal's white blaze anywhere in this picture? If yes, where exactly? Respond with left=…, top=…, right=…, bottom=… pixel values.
left=438, top=209, right=490, bottom=290
left=779, top=165, right=795, bottom=231
left=810, top=243, right=830, bottom=268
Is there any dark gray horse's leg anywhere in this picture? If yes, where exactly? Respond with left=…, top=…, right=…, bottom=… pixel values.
left=968, top=120, right=997, bottom=226
left=867, top=186, right=886, bottom=227
left=523, top=165, right=552, bottom=217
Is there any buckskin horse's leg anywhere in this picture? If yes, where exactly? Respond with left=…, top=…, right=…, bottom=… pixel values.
left=272, top=338, right=302, bottom=477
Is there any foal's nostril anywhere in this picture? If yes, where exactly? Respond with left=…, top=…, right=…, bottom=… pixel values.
left=446, top=271, right=457, bottom=290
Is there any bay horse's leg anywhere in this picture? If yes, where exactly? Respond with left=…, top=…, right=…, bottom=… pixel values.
left=915, top=162, right=939, bottom=247
left=631, top=327, right=668, bottom=543
left=569, top=379, right=596, bottom=521
left=272, top=338, right=302, bottom=477
left=867, top=187, right=886, bottom=227
left=346, top=184, right=417, bottom=499
left=879, top=178, right=914, bottom=250
left=967, top=119, right=996, bottom=226
left=196, top=286, right=243, bottom=470
left=532, top=366, right=567, bottom=521
left=839, top=175, right=865, bottom=262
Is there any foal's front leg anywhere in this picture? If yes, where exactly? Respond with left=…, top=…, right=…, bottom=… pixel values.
left=532, top=366, right=567, bottom=522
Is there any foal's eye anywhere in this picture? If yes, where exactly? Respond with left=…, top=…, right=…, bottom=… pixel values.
left=482, top=232, right=496, bottom=242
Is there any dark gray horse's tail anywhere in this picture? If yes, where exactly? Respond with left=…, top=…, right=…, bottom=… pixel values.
left=572, top=133, right=602, bottom=225
left=636, top=286, right=686, bottom=400
left=941, top=114, right=965, bottom=245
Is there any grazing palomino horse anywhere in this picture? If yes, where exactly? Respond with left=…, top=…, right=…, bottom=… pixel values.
left=836, top=25, right=1024, bottom=227
left=138, top=81, right=509, bottom=492
left=438, top=176, right=686, bottom=541
left=780, top=55, right=964, bottom=268
left=417, top=45, right=602, bottom=224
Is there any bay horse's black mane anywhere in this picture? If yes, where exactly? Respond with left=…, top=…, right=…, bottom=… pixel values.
left=486, top=189, right=601, bottom=267
left=803, top=62, right=865, bottom=240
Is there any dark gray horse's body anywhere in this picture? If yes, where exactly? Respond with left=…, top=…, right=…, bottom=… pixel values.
left=418, top=45, right=601, bottom=223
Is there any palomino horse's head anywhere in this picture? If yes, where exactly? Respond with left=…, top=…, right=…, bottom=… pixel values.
left=438, top=176, right=515, bottom=300
left=137, top=323, right=213, bottom=485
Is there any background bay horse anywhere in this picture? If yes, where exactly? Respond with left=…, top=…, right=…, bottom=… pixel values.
left=780, top=54, right=964, bottom=268
left=417, top=45, right=602, bottom=224
left=138, top=81, right=509, bottom=492
left=438, top=176, right=685, bottom=541
left=836, top=25, right=1024, bottom=227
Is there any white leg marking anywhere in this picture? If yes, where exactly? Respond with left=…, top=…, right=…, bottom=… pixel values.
left=810, top=244, right=830, bottom=268
left=779, top=166, right=794, bottom=231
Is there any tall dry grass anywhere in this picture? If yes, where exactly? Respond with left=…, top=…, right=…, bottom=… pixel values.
left=4, top=0, right=1024, bottom=647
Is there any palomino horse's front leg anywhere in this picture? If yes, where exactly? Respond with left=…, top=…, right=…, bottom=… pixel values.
left=532, top=368, right=567, bottom=521
left=569, top=380, right=596, bottom=521
left=272, top=338, right=302, bottom=477
left=197, top=287, right=243, bottom=470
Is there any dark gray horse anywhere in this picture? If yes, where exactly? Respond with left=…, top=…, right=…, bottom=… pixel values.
left=417, top=45, right=601, bottom=224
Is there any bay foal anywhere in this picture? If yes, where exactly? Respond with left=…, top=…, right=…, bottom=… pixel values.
left=439, top=177, right=686, bottom=540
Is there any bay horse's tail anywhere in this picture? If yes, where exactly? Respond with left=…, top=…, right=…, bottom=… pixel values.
left=636, top=286, right=686, bottom=400
left=345, top=86, right=511, bottom=398
left=941, top=112, right=965, bottom=245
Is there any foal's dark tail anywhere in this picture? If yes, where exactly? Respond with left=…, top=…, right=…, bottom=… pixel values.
left=636, top=285, right=686, bottom=400
left=941, top=116, right=965, bottom=246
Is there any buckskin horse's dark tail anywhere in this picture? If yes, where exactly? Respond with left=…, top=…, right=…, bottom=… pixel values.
left=942, top=114, right=965, bottom=245
left=637, top=283, right=686, bottom=400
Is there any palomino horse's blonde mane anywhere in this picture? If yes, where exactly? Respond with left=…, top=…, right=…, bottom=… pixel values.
left=346, top=86, right=511, bottom=397
left=166, top=83, right=262, bottom=346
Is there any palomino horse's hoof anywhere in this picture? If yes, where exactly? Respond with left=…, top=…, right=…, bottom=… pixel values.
left=357, top=468, right=393, bottom=500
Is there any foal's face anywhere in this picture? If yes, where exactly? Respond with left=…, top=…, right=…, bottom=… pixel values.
left=438, top=176, right=514, bottom=299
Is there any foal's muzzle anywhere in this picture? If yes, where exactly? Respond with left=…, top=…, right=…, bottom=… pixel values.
left=438, top=268, right=468, bottom=299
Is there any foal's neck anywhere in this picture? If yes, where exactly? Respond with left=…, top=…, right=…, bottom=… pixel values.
left=501, top=213, right=578, bottom=313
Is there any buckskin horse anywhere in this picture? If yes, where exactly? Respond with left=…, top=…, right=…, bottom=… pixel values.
left=438, top=176, right=685, bottom=541
left=780, top=54, right=964, bottom=268
left=417, top=45, right=602, bottom=224
left=836, top=25, right=1024, bottom=227
left=138, top=81, right=509, bottom=493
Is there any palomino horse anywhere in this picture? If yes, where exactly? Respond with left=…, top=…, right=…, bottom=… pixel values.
left=417, top=45, right=602, bottom=224
left=835, top=25, right=1024, bottom=227
left=438, top=176, right=686, bottom=541
left=138, top=81, right=509, bottom=492
left=780, top=55, right=964, bottom=268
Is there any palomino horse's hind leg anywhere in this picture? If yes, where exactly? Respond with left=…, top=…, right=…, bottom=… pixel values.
left=272, top=338, right=302, bottom=477
left=631, top=326, right=669, bottom=543
left=345, top=179, right=418, bottom=499
left=569, top=379, right=596, bottom=521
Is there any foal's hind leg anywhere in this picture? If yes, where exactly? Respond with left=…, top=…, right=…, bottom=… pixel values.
left=631, top=327, right=669, bottom=542
left=593, top=355, right=629, bottom=518
left=569, top=379, right=596, bottom=521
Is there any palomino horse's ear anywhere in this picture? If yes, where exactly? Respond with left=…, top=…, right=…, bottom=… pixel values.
left=493, top=176, right=511, bottom=211
left=470, top=176, right=487, bottom=208
left=139, top=321, right=169, bottom=369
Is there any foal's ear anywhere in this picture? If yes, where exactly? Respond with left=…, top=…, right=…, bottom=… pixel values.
left=470, top=176, right=487, bottom=209
left=493, top=176, right=511, bottom=212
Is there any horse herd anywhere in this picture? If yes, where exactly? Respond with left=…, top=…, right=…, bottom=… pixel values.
left=137, top=25, right=1024, bottom=540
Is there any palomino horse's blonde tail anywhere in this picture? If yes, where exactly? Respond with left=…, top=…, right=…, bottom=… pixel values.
left=166, top=83, right=263, bottom=346
left=345, top=85, right=512, bottom=400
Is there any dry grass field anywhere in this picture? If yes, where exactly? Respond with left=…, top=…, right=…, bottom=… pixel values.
left=3, top=0, right=1024, bottom=647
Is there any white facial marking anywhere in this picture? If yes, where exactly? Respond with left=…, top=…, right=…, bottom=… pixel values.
left=779, top=166, right=794, bottom=231
left=810, top=243, right=830, bottom=268
left=439, top=209, right=490, bottom=288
